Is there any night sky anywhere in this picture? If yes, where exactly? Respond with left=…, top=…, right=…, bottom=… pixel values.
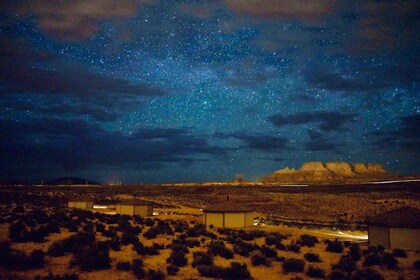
left=0, top=0, right=419, bottom=183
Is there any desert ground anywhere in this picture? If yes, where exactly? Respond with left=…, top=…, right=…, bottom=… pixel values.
left=0, top=182, right=419, bottom=279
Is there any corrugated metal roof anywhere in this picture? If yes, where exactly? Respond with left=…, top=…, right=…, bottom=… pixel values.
left=367, top=207, right=420, bottom=228
left=118, top=199, right=152, bottom=206
left=204, top=202, right=254, bottom=212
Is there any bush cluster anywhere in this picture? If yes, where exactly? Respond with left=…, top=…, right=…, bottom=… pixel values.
left=282, top=258, right=305, bottom=273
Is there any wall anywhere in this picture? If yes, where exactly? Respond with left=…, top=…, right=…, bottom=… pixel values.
left=244, top=212, right=255, bottom=227
left=68, top=201, right=93, bottom=209
left=224, top=213, right=245, bottom=228
left=116, top=205, right=134, bottom=215
left=204, top=212, right=223, bottom=228
left=389, top=227, right=420, bottom=250
left=368, top=226, right=389, bottom=248
left=134, top=205, right=153, bottom=216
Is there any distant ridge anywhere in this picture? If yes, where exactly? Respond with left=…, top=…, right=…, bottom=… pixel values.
left=261, top=161, right=395, bottom=184
left=46, top=177, right=100, bottom=185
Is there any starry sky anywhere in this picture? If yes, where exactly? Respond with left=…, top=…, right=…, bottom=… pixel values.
left=0, top=0, right=419, bottom=183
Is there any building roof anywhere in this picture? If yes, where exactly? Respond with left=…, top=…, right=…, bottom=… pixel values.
left=118, top=199, right=152, bottom=206
left=367, top=207, right=420, bottom=228
left=204, top=201, right=254, bottom=213
left=68, top=197, right=93, bottom=202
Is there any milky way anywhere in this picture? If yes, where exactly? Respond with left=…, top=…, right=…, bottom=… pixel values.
left=0, top=0, right=419, bottom=183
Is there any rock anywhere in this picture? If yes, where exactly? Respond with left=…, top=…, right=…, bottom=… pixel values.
left=261, top=161, right=392, bottom=183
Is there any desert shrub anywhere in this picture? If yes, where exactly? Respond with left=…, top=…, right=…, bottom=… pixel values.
left=0, top=244, right=45, bottom=271
left=287, top=242, right=301, bottom=253
left=351, top=268, right=383, bottom=280
left=348, top=244, right=361, bottom=261
left=187, top=223, right=207, bottom=237
left=170, top=243, right=189, bottom=254
left=109, top=237, right=121, bottom=251
left=197, top=265, right=224, bottom=278
left=13, top=205, right=25, bottom=214
left=414, top=260, right=420, bottom=270
left=132, top=259, right=145, bottom=279
left=332, top=256, right=356, bottom=275
left=304, top=252, right=322, bottom=263
left=173, top=220, right=188, bottom=233
left=166, top=264, right=179, bottom=275
left=265, top=233, right=287, bottom=246
left=102, top=228, right=117, bottom=238
left=260, top=246, right=277, bottom=258
left=233, top=239, right=257, bottom=257
left=283, top=258, right=305, bottom=273
left=48, top=240, right=67, bottom=257
left=185, top=238, right=200, bottom=248
left=116, top=261, right=131, bottom=271
left=192, top=251, right=213, bottom=267
left=327, top=270, right=349, bottom=280
left=95, top=223, right=105, bottom=233
left=306, top=265, right=325, bottom=278
left=121, top=231, right=139, bottom=245
left=9, top=222, right=27, bottom=242
left=144, top=218, right=155, bottom=227
left=223, top=262, right=251, bottom=280
left=326, top=240, right=343, bottom=253
left=219, top=247, right=234, bottom=259
left=64, top=221, right=78, bottom=232
left=381, top=252, right=398, bottom=269
left=155, top=220, right=173, bottom=235
left=300, top=234, right=319, bottom=247
left=147, top=268, right=165, bottom=280
left=34, top=272, right=79, bottom=280
left=27, top=249, right=45, bottom=269
left=251, top=252, right=268, bottom=266
left=142, top=227, right=158, bottom=239
left=276, top=241, right=287, bottom=250
left=392, top=248, right=407, bottom=258
left=70, top=245, right=111, bottom=271
left=363, top=254, right=381, bottom=267
left=133, top=242, right=160, bottom=256
left=168, top=251, right=187, bottom=267
left=208, top=241, right=234, bottom=259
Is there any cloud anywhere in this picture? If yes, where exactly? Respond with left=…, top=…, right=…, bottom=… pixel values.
left=304, top=129, right=338, bottom=151
left=177, top=2, right=221, bottom=19
left=11, top=0, right=154, bottom=40
left=349, top=0, right=420, bottom=53
left=0, top=118, right=226, bottom=175
left=0, top=61, right=166, bottom=98
left=268, top=111, right=357, bottom=131
left=304, top=62, right=419, bottom=93
left=224, top=0, right=337, bottom=23
left=214, top=132, right=289, bottom=152
left=372, top=113, right=420, bottom=152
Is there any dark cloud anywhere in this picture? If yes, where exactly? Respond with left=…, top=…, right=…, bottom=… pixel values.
left=0, top=61, right=166, bottom=97
left=9, top=0, right=154, bottom=41
left=177, top=2, right=220, bottom=19
left=0, top=118, right=226, bottom=177
left=372, top=114, right=420, bottom=153
left=224, top=0, right=337, bottom=23
left=304, top=63, right=419, bottom=93
left=214, top=132, right=289, bottom=152
left=225, top=71, right=275, bottom=88
left=304, top=129, right=339, bottom=151
left=268, top=111, right=357, bottom=131
left=349, top=0, right=420, bottom=53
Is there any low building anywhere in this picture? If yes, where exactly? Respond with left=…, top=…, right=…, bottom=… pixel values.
left=67, top=197, right=94, bottom=209
left=203, top=201, right=255, bottom=228
left=116, top=199, right=153, bottom=216
left=367, top=207, right=420, bottom=251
